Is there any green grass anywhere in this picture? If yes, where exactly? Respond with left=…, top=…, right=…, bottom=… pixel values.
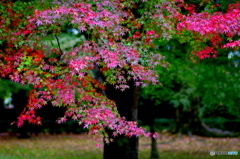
left=0, top=133, right=239, bottom=159
left=0, top=134, right=102, bottom=159
left=139, top=149, right=239, bottom=159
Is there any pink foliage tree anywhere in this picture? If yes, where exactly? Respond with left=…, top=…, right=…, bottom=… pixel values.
left=0, top=0, right=239, bottom=148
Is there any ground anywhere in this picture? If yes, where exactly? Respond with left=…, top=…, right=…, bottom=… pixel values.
left=0, top=132, right=239, bottom=159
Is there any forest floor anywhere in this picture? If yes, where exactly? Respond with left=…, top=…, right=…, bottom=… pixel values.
left=0, top=132, right=239, bottom=159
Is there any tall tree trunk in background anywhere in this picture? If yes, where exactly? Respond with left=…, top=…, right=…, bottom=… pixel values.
left=149, top=118, right=159, bottom=159
left=175, top=107, right=182, bottom=136
left=173, top=96, right=237, bottom=137
left=139, top=98, right=160, bottom=159
left=103, top=83, right=140, bottom=159
left=174, top=97, right=202, bottom=136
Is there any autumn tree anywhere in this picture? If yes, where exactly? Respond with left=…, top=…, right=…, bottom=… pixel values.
left=1, top=0, right=163, bottom=156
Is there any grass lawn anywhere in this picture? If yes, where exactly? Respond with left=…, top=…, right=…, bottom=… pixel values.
left=0, top=133, right=239, bottom=159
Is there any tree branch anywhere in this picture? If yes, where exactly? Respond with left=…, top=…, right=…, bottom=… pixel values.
left=55, top=35, right=63, bottom=54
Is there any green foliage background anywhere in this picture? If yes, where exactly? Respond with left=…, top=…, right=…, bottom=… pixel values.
left=142, top=38, right=240, bottom=121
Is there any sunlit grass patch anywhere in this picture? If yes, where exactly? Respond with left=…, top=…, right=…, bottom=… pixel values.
left=0, top=133, right=239, bottom=159
left=0, top=134, right=102, bottom=159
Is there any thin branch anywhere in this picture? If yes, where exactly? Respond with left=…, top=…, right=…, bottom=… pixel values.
left=55, top=35, right=64, bottom=54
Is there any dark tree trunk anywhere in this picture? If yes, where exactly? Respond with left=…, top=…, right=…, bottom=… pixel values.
left=173, top=97, right=237, bottom=137
left=91, top=64, right=140, bottom=159
left=138, top=98, right=160, bottom=159
left=103, top=83, right=139, bottom=159
left=149, top=118, right=159, bottom=159
left=174, top=97, right=203, bottom=136
left=130, top=87, right=140, bottom=159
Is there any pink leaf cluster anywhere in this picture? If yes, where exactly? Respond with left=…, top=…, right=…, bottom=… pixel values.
left=176, top=2, right=240, bottom=58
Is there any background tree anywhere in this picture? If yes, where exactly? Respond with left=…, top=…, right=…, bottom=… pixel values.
left=142, top=39, right=240, bottom=136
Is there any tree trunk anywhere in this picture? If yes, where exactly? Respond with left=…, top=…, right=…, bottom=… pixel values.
left=173, top=97, right=203, bottom=136
left=173, top=97, right=237, bottom=137
left=91, top=64, right=140, bottom=159
left=130, top=87, right=139, bottom=159
left=138, top=98, right=160, bottom=159
left=149, top=118, right=159, bottom=159
left=103, top=84, right=139, bottom=159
